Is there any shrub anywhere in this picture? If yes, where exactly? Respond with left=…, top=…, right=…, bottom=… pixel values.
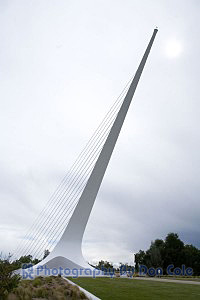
left=5, top=275, right=89, bottom=299
left=33, top=286, right=48, bottom=298
left=0, top=255, right=21, bottom=300
left=32, top=277, right=42, bottom=287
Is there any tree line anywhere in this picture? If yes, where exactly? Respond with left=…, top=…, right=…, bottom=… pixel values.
left=135, top=233, right=200, bottom=275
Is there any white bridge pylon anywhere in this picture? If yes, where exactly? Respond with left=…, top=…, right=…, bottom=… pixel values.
left=26, top=29, right=158, bottom=275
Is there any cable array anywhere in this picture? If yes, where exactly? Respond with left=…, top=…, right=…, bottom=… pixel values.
left=14, top=77, right=133, bottom=260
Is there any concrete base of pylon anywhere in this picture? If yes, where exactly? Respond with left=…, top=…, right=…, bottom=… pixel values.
left=15, top=255, right=106, bottom=279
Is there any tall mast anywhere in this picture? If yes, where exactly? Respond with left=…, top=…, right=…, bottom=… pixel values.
left=62, top=29, right=158, bottom=240
left=41, top=29, right=158, bottom=269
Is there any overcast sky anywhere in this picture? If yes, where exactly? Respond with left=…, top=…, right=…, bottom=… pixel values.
left=0, top=0, right=200, bottom=265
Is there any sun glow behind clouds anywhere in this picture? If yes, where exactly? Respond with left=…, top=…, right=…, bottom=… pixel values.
left=165, top=39, right=183, bottom=58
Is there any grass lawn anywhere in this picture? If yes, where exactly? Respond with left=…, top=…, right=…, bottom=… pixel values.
left=69, top=277, right=200, bottom=300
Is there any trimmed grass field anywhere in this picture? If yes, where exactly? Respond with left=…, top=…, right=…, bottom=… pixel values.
left=69, top=277, right=200, bottom=300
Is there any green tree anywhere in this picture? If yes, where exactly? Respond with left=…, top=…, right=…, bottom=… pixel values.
left=43, top=249, right=50, bottom=259
left=13, top=255, right=33, bottom=269
left=0, top=254, right=20, bottom=300
left=183, top=244, right=200, bottom=276
left=134, top=250, right=146, bottom=271
left=134, top=233, right=200, bottom=275
left=12, top=254, right=41, bottom=270
left=149, top=243, right=163, bottom=268
left=95, top=260, right=114, bottom=271
left=164, top=233, right=184, bottom=269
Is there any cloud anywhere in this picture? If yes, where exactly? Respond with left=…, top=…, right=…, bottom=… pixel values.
left=0, top=0, right=200, bottom=264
